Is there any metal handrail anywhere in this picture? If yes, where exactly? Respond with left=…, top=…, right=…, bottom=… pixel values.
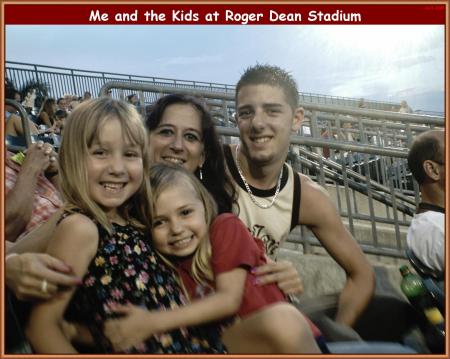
left=296, top=147, right=416, bottom=206
left=304, top=102, right=444, bottom=125
left=95, top=81, right=443, bottom=258
left=5, top=99, right=32, bottom=148
left=8, top=61, right=423, bottom=111
left=295, top=154, right=415, bottom=216
left=7, top=61, right=235, bottom=91
left=216, top=126, right=409, bottom=158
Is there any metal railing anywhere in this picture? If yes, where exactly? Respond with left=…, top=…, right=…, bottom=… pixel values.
left=5, top=99, right=33, bottom=148
left=6, top=80, right=444, bottom=259
left=6, top=61, right=405, bottom=110
left=97, top=82, right=443, bottom=258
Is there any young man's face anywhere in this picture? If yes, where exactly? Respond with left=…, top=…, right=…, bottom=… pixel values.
left=236, top=84, right=302, bottom=167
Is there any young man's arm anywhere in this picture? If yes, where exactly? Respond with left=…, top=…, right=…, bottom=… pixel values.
left=299, top=175, right=375, bottom=327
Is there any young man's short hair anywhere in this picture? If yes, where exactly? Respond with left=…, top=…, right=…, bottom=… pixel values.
left=236, top=64, right=299, bottom=111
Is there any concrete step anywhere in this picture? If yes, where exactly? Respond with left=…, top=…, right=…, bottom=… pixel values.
left=325, top=183, right=413, bottom=221
left=342, top=219, right=407, bottom=248
left=277, top=248, right=409, bottom=301
left=287, top=220, right=408, bottom=255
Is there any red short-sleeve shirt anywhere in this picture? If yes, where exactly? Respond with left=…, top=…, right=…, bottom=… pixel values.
left=177, top=213, right=285, bottom=317
left=176, top=214, right=321, bottom=337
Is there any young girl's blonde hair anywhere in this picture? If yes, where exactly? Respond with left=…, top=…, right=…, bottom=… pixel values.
left=149, top=163, right=217, bottom=287
left=58, top=97, right=151, bottom=233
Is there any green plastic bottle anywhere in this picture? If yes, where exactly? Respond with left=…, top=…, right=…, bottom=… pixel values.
left=400, top=265, right=426, bottom=305
left=399, top=265, right=445, bottom=353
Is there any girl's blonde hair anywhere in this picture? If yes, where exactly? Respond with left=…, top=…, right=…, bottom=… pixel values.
left=149, top=163, right=217, bottom=287
left=58, top=97, right=151, bottom=233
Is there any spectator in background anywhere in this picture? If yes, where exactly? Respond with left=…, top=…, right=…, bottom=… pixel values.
left=64, top=94, right=75, bottom=107
left=57, top=97, right=69, bottom=112
left=21, top=89, right=37, bottom=113
left=321, top=127, right=332, bottom=158
left=13, top=89, right=22, bottom=102
left=406, top=129, right=445, bottom=272
left=37, top=98, right=57, bottom=128
left=127, top=93, right=139, bottom=106
left=48, top=109, right=67, bottom=135
left=5, top=141, right=61, bottom=243
left=399, top=100, right=413, bottom=114
left=82, top=91, right=92, bottom=102
left=69, top=95, right=81, bottom=111
left=341, top=122, right=356, bottom=142
left=5, top=80, right=39, bottom=137
left=358, top=98, right=368, bottom=109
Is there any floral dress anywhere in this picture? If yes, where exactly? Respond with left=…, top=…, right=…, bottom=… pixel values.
left=62, top=211, right=225, bottom=354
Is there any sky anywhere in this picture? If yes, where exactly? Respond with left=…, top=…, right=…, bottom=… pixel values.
left=6, top=24, right=445, bottom=112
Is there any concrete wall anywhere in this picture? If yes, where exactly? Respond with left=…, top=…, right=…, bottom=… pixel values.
left=277, top=247, right=409, bottom=301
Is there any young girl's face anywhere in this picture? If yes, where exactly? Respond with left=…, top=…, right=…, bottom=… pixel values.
left=152, top=181, right=208, bottom=258
left=86, top=117, right=144, bottom=219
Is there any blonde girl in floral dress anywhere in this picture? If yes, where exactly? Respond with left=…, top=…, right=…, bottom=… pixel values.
left=27, top=98, right=225, bottom=354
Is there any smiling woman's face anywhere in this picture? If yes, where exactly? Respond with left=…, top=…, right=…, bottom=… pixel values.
left=148, top=103, right=205, bottom=173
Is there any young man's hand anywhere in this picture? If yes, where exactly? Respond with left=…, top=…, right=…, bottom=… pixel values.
left=253, top=260, right=304, bottom=296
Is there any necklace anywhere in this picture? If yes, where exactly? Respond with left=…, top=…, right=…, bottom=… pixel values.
left=235, top=144, right=283, bottom=209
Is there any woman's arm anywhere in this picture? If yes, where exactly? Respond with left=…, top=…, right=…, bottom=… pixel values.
left=105, top=268, right=247, bottom=352
left=5, top=210, right=81, bottom=301
left=6, top=252, right=80, bottom=300
left=39, top=112, right=52, bottom=128
left=7, top=210, right=61, bottom=255
left=27, top=214, right=98, bottom=353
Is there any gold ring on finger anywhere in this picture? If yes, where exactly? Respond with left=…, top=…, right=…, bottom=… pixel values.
left=41, top=279, right=48, bottom=294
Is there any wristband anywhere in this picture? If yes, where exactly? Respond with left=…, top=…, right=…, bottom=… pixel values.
left=10, top=152, right=26, bottom=165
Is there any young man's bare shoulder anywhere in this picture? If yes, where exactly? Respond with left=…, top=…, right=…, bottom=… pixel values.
left=297, top=173, right=338, bottom=226
left=298, top=173, right=330, bottom=197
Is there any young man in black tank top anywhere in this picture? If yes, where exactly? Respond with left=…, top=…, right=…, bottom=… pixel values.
left=227, top=64, right=375, bottom=330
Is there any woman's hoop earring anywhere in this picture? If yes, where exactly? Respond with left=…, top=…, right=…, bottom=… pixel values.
left=199, top=167, right=203, bottom=181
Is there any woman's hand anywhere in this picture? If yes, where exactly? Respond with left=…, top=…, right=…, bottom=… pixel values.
left=5, top=253, right=82, bottom=300
left=104, top=304, right=156, bottom=351
left=253, top=260, right=303, bottom=296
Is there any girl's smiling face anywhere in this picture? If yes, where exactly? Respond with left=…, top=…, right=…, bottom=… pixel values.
left=86, top=117, right=143, bottom=219
left=151, top=181, right=208, bottom=258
